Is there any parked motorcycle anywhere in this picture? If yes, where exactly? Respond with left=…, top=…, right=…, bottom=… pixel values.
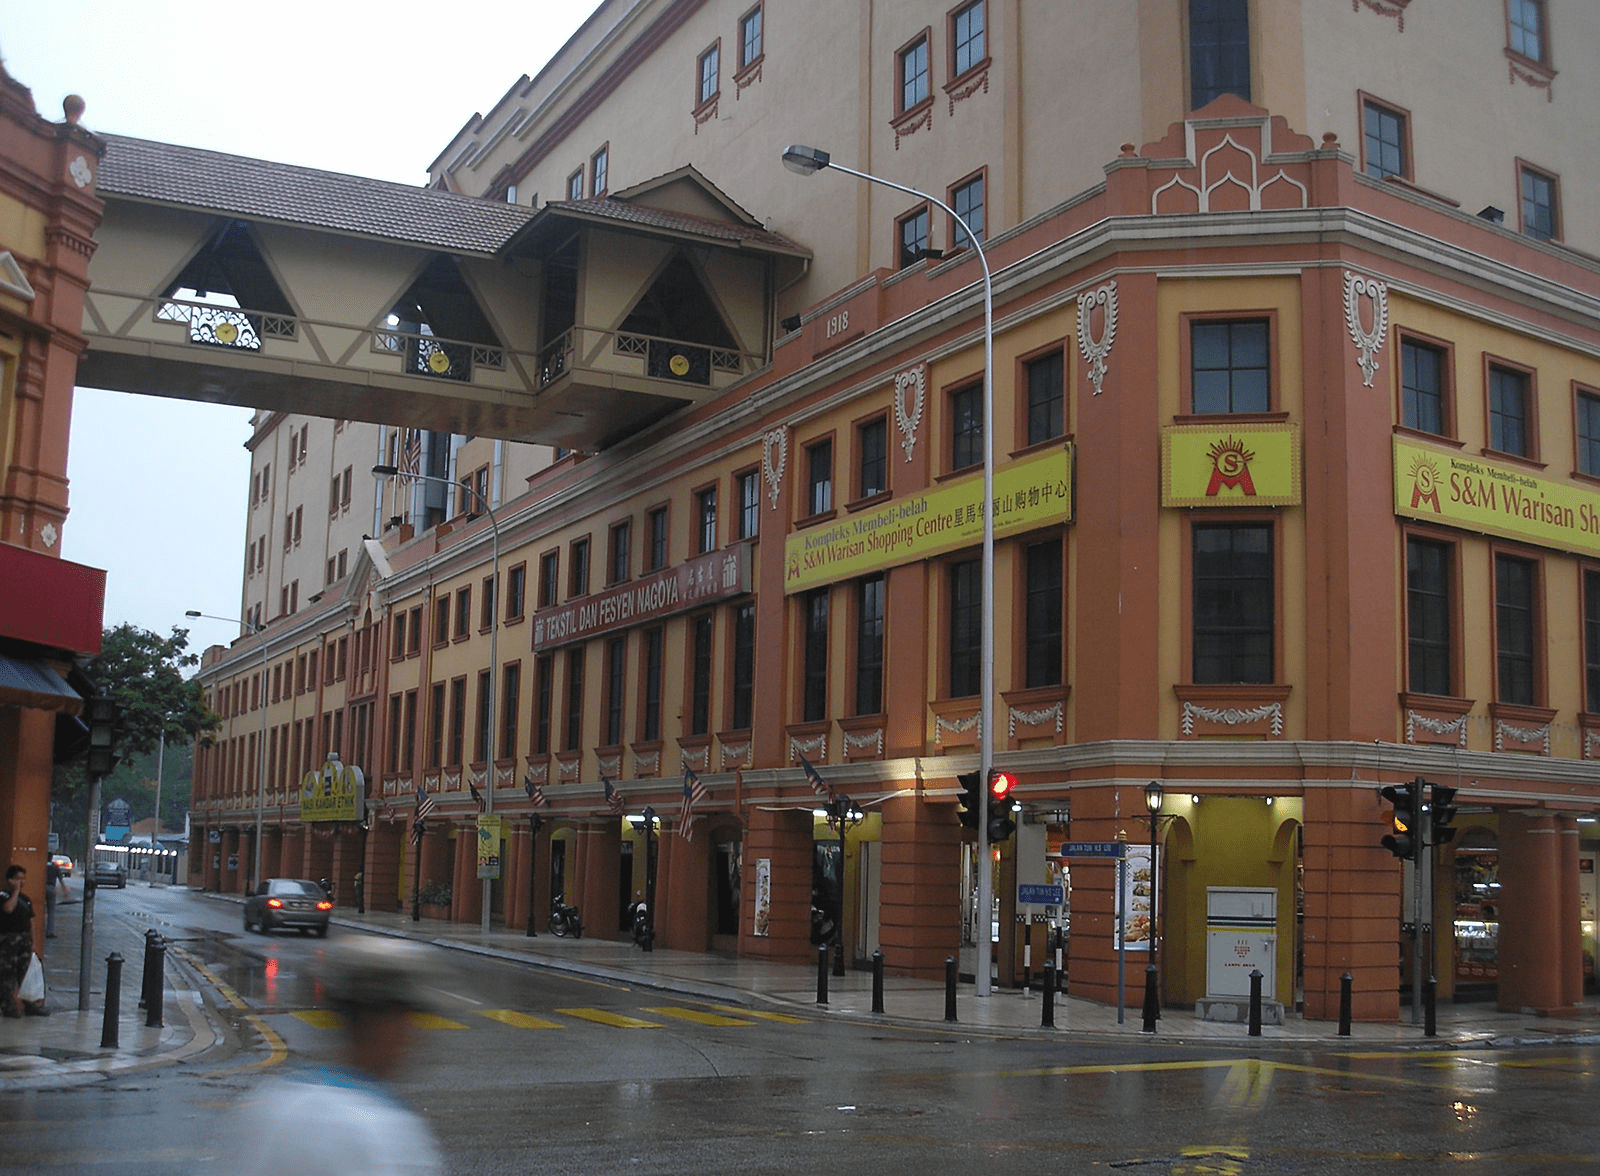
left=549, top=894, right=583, bottom=938
left=627, top=893, right=653, bottom=949
left=317, top=877, right=334, bottom=902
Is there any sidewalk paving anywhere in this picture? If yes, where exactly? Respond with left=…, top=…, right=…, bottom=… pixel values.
left=6, top=883, right=1600, bottom=1092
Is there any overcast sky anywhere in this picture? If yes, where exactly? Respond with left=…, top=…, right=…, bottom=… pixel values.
left=2, top=1, right=595, bottom=648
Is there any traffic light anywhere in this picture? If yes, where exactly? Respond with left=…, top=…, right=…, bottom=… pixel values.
left=1430, top=782, right=1459, bottom=845
left=1379, top=778, right=1421, bottom=860
left=85, top=695, right=120, bottom=779
left=987, top=769, right=1017, bottom=842
left=956, top=771, right=981, bottom=830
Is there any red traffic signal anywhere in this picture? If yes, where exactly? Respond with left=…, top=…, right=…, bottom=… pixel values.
left=989, top=769, right=1017, bottom=800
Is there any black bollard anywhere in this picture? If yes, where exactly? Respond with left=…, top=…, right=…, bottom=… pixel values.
left=1248, top=968, right=1263, bottom=1037
left=1041, top=961, right=1056, bottom=1028
left=145, top=935, right=166, bottom=1028
left=944, top=956, right=958, bottom=1023
left=871, top=950, right=885, bottom=1015
left=816, top=944, right=829, bottom=1005
left=138, top=928, right=159, bottom=1009
left=101, top=952, right=123, bottom=1049
left=1424, top=974, right=1437, bottom=1038
left=1338, top=972, right=1353, bottom=1037
left=1141, top=964, right=1159, bottom=1033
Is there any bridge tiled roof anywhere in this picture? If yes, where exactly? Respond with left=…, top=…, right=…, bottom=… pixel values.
left=544, top=197, right=808, bottom=256
left=96, top=134, right=535, bottom=255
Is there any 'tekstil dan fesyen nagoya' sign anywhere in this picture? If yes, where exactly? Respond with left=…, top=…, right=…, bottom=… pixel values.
left=532, top=541, right=752, bottom=652
left=1394, top=437, right=1600, bottom=556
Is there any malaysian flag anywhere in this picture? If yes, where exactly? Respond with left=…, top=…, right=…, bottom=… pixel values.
left=524, top=770, right=547, bottom=808
left=469, top=780, right=486, bottom=813
left=798, top=754, right=832, bottom=800
left=415, top=785, right=438, bottom=821
left=679, top=767, right=709, bottom=841
left=603, top=775, right=625, bottom=814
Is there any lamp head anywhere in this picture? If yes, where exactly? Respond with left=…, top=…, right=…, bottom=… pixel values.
left=372, top=464, right=399, bottom=477
left=782, top=144, right=831, bottom=175
left=1144, top=780, right=1164, bottom=814
left=184, top=609, right=201, bottom=618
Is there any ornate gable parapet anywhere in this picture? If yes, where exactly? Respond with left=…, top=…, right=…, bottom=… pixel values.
left=1103, top=96, right=1352, bottom=219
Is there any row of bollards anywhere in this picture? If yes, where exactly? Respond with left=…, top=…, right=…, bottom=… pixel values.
left=99, top=931, right=166, bottom=1050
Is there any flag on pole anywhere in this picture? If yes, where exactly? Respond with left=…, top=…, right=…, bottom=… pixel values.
left=469, top=780, right=486, bottom=813
left=524, top=770, right=547, bottom=808
left=798, top=754, right=832, bottom=800
left=603, top=775, right=625, bottom=814
left=410, top=819, right=427, bottom=846
left=679, top=767, right=709, bottom=840
left=415, top=785, right=438, bottom=821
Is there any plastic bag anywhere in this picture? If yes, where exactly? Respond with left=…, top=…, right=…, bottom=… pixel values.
left=19, top=953, right=44, bottom=1003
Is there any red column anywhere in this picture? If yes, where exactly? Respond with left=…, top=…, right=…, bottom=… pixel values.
left=740, top=808, right=813, bottom=964
left=1498, top=811, right=1567, bottom=1014
left=878, top=794, right=961, bottom=978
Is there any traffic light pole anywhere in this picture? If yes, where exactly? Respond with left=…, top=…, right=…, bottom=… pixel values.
left=1410, top=806, right=1427, bottom=1027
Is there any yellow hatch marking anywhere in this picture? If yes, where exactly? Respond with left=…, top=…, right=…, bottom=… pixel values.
left=556, top=1007, right=662, bottom=1029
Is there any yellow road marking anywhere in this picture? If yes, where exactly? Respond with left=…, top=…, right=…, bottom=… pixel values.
left=557, top=1007, right=662, bottom=1029
left=642, top=1006, right=754, bottom=1027
left=711, top=1004, right=810, bottom=1024
left=292, top=1009, right=345, bottom=1029
left=406, top=1011, right=467, bottom=1030
left=480, top=1009, right=564, bottom=1030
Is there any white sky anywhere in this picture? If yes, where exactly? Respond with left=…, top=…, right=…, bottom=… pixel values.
left=2, top=1, right=596, bottom=643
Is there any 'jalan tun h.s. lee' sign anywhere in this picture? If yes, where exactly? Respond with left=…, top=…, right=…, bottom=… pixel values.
left=532, top=541, right=752, bottom=652
left=783, top=446, right=1073, bottom=594
left=1161, top=423, right=1301, bottom=508
left=1394, top=437, right=1600, bottom=556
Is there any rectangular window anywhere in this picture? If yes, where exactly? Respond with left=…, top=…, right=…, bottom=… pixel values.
left=392, top=614, right=407, bottom=660
left=951, top=173, right=985, bottom=248
left=1401, top=338, right=1447, bottom=435
left=1578, top=389, right=1600, bottom=478
left=506, top=563, right=526, bottom=621
left=698, top=42, right=720, bottom=104
left=534, top=655, right=553, bottom=755
left=591, top=146, right=608, bottom=198
left=564, top=647, right=585, bottom=751
left=454, top=586, right=472, bottom=639
left=1509, top=0, right=1546, bottom=63
left=691, top=613, right=714, bottom=735
left=449, top=678, right=466, bottom=766
left=898, top=206, right=931, bottom=269
left=1362, top=98, right=1408, bottom=181
left=330, top=475, right=341, bottom=518
left=1193, top=523, right=1274, bottom=684
left=1519, top=163, right=1559, bottom=242
left=500, top=661, right=520, bottom=762
left=480, top=575, right=496, bottom=631
left=567, top=169, right=584, bottom=201
left=858, top=417, right=888, bottom=499
left=648, top=506, right=669, bottom=570
left=949, top=559, right=981, bottom=697
left=433, top=597, right=449, bottom=646
left=696, top=487, right=718, bottom=554
left=1489, top=364, right=1532, bottom=458
left=806, top=438, right=833, bottom=516
left=899, top=34, right=929, bottom=111
left=604, top=637, right=626, bottom=746
left=1495, top=553, right=1538, bottom=705
left=402, top=690, right=418, bottom=772
left=951, top=383, right=982, bottom=470
left=538, top=552, right=559, bottom=608
left=1586, top=570, right=1600, bottom=713
left=1189, top=0, right=1250, bottom=108
left=952, top=1, right=985, bottom=76
left=1026, top=349, right=1065, bottom=445
left=429, top=683, right=446, bottom=769
left=609, top=520, right=631, bottom=584
left=570, top=537, right=591, bottom=596
left=1191, top=319, right=1269, bottom=414
left=735, top=469, right=760, bottom=540
left=855, top=576, right=884, bottom=715
left=740, top=5, right=763, bottom=68
left=475, top=670, right=492, bottom=763
left=643, top=628, right=664, bottom=742
left=386, top=694, right=401, bottom=772
left=1025, top=538, right=1063, bottom=688
left=802, top=589, right=830, bottom=722
left=1406, top=536, right=1453, bottom=696
left=732, top=601, right=756, bottom=730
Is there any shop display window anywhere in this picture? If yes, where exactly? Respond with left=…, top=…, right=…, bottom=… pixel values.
left=1453, top=845, right=1499, bottom=985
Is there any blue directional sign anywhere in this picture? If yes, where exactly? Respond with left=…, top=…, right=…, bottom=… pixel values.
left=1059, top=841, right=1125, bottom=858
left=1017, top=884, right=1065, bottom=906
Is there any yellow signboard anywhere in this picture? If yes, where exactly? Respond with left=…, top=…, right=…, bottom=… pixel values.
left=476, top=814, right=503, bottom=880
left=1394, top=437, right=1600, bottom=556
left=1162, top=424, right=1301, bottom=507
left=300, top=759, right=363, bottom=823
left=783, top=446, right=1073, bottom=594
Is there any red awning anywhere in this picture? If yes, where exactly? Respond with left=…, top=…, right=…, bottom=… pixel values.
left=0, top=542, right=105, bottom=654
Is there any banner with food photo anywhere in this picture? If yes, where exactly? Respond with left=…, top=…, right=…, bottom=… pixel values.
left=1117, top=845, right=1157, bottom=952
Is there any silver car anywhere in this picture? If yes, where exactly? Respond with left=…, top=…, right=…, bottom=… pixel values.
left=91, top=858, right=127, bottom=888
left=244, top=878, right=332, bottom=937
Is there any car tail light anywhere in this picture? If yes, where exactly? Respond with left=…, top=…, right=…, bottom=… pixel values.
left=316, top=900, right=332, bottom=911
left=266, top=897, right=284, bottom=909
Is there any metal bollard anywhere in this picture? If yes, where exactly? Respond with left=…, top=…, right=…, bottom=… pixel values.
left=1141, top=964, right=1159, bottom=1033
left=101, top=952, right=123, bottom=1049
left=871, top=950, right=885, bottom=1015
left=138, top=928, right=159, bottom=1009
left=1338, top=972, right=1353, bottom=1037
left=1424, top=975, right=1437, bottom=1038
left=816, top=944, right=830, bottom=1005
left=1041, top=961, right=1056, bottom=1028
left=145, top=935, right=166, bottom=1028
left=944, top=956, right=958, bottom=1023
left=1248, top=968, right=1263, bottom=1037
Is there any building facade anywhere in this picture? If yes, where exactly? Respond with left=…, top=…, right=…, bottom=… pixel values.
left=184, top=0, right=1600, bottom=1020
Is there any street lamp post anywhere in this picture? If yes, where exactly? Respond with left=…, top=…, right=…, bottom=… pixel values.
left=374, top=463, right=501, bottom=937
left=185, top=610, right=268, bottom=893
left=1142, top=780, right=1164, bottom=1030
left=825, top=795, right=862, bottom=978
left=783, top=144, right=998, bottom=995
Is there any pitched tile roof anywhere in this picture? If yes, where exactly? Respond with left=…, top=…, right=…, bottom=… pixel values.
left=96, top=134, right=535, bottom=255
left=529, top=196, right=808, bottom=256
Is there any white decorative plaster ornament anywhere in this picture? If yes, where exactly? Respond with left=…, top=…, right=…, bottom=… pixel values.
left=69, top=155, right=92, bottom=189
left=1343, top=271, right=1388, bottom=387
left=1076, top=283, right=1119, bottom=396
left=762, top=428, right=788, bottom=508
left=39, top=523, right=58, bottom=549
left=894, top=365, right=926, bottom=460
